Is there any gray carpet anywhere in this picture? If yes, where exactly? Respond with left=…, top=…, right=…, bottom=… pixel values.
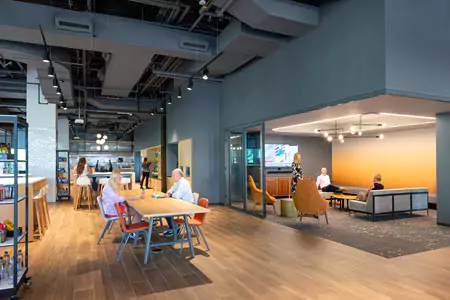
left=266, top=208, right=450, bottom=258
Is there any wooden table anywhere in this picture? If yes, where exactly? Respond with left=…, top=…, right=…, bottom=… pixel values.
left=330, top=194, right=357, bottom=211
left=120, top=190, right=210, bottom=264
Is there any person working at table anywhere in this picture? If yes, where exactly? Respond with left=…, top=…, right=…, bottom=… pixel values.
left=163, top=168, right=194, bottom=237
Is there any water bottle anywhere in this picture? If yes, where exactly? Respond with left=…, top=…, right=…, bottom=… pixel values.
left=17, top=250, right=23, bottom=271
left=9, top=256, right=14, bottom=284
left=140, top=188, right=145, bottom=199
left=3, top=251, right=10, bottom=279
left=0, top=257, right=5, bottom=280
left=152, top=186, right=156, bottom=198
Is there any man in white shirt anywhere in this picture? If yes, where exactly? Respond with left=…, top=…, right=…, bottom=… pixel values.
left=163, top=168, right=193, bottom=236
left=316, top=167, right=340, bottom=192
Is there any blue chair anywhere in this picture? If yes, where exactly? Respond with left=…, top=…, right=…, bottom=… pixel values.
left=97, top=196, right=119, bottom=244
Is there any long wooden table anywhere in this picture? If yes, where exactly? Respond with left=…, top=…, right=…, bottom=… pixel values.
left=120, top=190, right=210, bottom=264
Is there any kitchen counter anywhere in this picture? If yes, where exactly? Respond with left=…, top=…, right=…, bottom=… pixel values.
left=0, top=176, right=47, bottom=242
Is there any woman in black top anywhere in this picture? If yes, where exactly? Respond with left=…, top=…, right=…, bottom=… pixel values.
left=291, top=153, right=303, bottom=195
left=140, top=158, right=151, bottom=189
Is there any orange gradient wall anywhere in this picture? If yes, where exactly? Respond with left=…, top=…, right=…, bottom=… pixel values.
left=332, top=127, right=436, bottom=194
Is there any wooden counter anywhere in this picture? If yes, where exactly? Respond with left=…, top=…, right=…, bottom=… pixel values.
left=0, top=177, right=47, bottom=242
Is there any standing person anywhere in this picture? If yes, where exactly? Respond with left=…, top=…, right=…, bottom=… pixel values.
left=140, top=158, right=150, bottom=189
left=291, top=153, right=303, bottom=196
left=163, top=168, right=193, bottom=237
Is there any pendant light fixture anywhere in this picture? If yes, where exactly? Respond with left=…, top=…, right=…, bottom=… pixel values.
left=177, top=88, right=182, bottom=99
left=202, top=68, right=209, bottom=80
left=43, top=51, right=50, bottom=63
left=187, top=79, right=193, bottom=91
left=47, top=65, right=55, bottom=78
left=52, top=77, right=58, bottom=88
left=56, top=87, right=62, bottom=95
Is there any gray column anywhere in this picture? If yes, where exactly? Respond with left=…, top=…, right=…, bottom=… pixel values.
left=436, top=112, right=450, bottom=225
left=57, top=118, right=70, bottom=150
left=26, top=68, right=57, bottom=202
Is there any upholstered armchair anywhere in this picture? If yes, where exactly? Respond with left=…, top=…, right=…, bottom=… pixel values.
left=248, top=175, right=277, bottom=214
left=292, top=179, right=329, bottom=225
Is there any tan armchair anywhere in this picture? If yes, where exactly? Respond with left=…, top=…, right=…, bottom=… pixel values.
left=248, top=175, right=277, bottom=214
left=292, top=179, right=329, bottom=226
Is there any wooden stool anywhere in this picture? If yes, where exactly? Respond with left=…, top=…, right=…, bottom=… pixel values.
left=119, top=178, right=130, bottom=190
left=74, top=184, right=93, bottom=210
left=33, top=193, right=46, bottom=238
left=98, top=178, right=109, bottom=195
left=41, top=186, right=51, bottom=228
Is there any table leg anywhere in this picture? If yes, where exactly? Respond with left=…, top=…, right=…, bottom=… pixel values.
left=183, top=214, right=195, bottom=258
left=171, top=217, right=178, bottom=247
left=144, top=217, right=154, bottom=264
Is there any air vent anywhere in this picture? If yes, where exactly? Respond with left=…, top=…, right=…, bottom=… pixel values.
left=55, top=16, right=93, bottom=34
left=180, top=38, right=209, bottom=52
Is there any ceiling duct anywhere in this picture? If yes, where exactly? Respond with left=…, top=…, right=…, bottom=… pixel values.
left=55, top=16, right=94, bottom=34
left=215, top=0, right=319, bottom=37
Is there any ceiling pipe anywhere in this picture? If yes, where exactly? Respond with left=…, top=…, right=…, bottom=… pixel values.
left=217, top=0, right=234, bottom=16
left=189, top=1, right=213, bottom=31
left=152, top=70, right=223, bottom=82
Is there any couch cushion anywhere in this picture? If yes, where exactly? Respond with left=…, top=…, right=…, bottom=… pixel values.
left=319, top=191, right=332, bottom=199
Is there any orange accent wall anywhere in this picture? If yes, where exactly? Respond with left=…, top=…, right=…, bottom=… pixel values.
left=332, top=127, right=436, bottom=194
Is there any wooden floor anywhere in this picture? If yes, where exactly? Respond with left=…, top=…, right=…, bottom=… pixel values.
left=13, top=201, right=450, bottom=300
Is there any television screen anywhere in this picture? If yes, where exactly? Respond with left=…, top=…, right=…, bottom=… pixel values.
left=265, top=144, right=298, bottom=167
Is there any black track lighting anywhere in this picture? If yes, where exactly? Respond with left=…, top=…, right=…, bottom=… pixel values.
left=61, top=103, right=67, bottom=110
left=177, top=88, right=182, bottom=99
left=160, top=104, right=164, bottom=111
left=43, top=51, right=50, bottom=63
left=202, top=68, right=209, bottom=80
left=47, top=66, right=54, bottom=78
left=52, top=77, right=58, bottom=88
left=187, top=79, right=193, bottom=91
left=151, top=110, right=155, bottom=116
left=59, top=95, right=64, bottom=104
left=168, top=96, right=172, bottom=105
left=56, top=87, right=62, bottom=95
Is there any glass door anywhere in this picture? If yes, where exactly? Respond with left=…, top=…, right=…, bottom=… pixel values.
left=228, top=131, right=246, bottom=210
left=226, top=124, right=266, bottom=218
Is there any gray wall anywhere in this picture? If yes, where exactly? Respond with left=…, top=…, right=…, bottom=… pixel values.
left=385, top=0, right=450, bottom=100
left=436, top=113, right=450, bottom=225
left=265, top=134, right=332, bottom=179
left=221, top=0, right=386, bottom=129
left=167, top=82, right=221, bottom=204
left=133, top=116, right=162, bottom=151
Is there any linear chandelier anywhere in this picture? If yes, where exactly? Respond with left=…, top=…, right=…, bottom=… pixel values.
left=316, top=118, right=384, bottom=143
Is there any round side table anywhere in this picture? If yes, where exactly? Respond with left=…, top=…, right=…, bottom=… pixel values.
left=280, top=198, right=297, bottom=218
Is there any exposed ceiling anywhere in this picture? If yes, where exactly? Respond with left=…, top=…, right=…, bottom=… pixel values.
left=266, top=95, right=450, bottom=137
left=0, top=0, right=336, bottom=141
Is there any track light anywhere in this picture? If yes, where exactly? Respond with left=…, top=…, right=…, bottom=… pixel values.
left=202, top=68, right=209, bottom=80
left=177, top=88, right=182, bottom=99
left=59, top=95, right=64, bottom=104
left=43, top=51, right=50, bottom=63
left=187, top=80, right=193, bottom=91
left=47, top=66, right=55, bottom=78
left=160, top=104, right=164, bottom=111
left=62, top=103, right=67, bottom=110
left=52, top=77, right=58, bottom=88
left=168, top=97, right=172, bottom=105
left=56, top=87, right=62, bottom=95
left=151, top=110, right=155, bottom=116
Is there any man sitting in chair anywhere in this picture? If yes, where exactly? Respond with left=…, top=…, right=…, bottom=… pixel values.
left=316, top=167, right=341, bottom=192
left=163, top=168, right=194, bottom=237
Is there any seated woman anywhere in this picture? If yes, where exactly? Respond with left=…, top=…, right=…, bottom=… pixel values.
left=356, top=173, right=384, bottom=201
left=102, top=170, right=142, bottom=223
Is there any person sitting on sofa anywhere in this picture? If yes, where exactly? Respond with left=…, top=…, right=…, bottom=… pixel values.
left=316, top=168, right=341, bottom=192
left=356, top=173, right=384, bottom=201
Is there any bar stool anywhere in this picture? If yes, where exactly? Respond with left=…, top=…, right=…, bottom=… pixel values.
left=33, top=191, right=46, bottom=238
left=119, top=177, right=131, bottom=190
left=98, top=178, right=109, bottom=195
left=74, top=184, right=94, bottom=211
left=42, top=185, right=51, bottom=228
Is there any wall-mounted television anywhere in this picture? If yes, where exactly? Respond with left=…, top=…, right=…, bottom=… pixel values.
left=265, top=144, right=298, bottom=167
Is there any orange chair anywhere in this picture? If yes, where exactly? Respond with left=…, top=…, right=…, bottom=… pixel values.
left=114, top=203, right=149, bottom=262
left=248, top=175, right=277, bottom=214
left=292, top=179, right=329, bottom=226
left=175, top=198, right=210, bottom=253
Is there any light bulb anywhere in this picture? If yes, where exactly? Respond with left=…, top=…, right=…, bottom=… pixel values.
left=338, top=134, right=343, bottom=140
left=314, top=129, right=319, bottom=133
left=379, top=134, right=384, bottom=140
left=103, top=135, right=107, bottom=140
left=323, top=132, right=329, bottom=138
left=327, top=136, right=333, bottom=142
left=96, top=145, right=101, bottom=151
left=358, top=131, right=362, bottom=136
left=100, top=139, right=105, bottom=145
left=97, top=133, right=102, bottom=139
left=340, top=139, right=344, bottom=143
left=350, top=126, right=356, bottom=134
left=104, top=145, right=109, bottom=150
left=96, top=139, right=101, bottom=144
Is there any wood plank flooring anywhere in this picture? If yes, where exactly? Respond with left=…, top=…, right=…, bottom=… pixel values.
left=10, top=201, right=450, bottom=300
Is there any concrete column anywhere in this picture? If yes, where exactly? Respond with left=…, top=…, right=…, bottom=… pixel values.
left=57, top=118, right=70, bottom=150
left=26, top=68, right=57, bottom=202
left=436, top=112, right=450, bottom=225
